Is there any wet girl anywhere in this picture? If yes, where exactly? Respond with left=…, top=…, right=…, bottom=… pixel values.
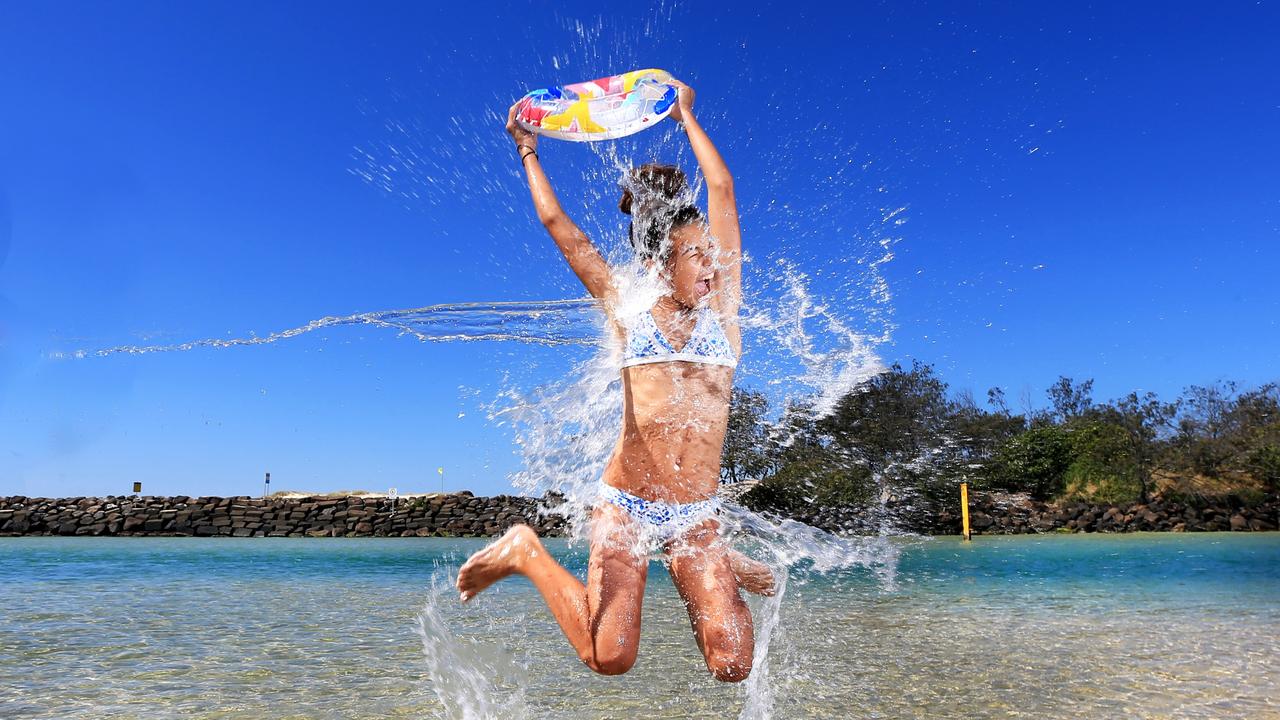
left=457, top=78, right=770, bottom=683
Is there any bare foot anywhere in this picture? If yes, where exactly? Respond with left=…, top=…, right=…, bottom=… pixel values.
left=456, top=524, right=539, bottom=602
left=728, top=549, right=776, bottom=596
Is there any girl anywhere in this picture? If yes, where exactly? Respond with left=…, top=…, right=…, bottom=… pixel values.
left=457, top=78, right=770, bottom=683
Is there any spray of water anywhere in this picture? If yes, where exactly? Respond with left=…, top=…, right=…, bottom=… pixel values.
left=473, top=170, right=904, bottom=719
left=58, top=163, right=905, bottom=720
left=56, top=4, right=920, bottom=714
left=51, top=299, right=602, bottom=359
left=58, top=258, right=903, bottom=717
left=415, top=571, right=530, bottom=720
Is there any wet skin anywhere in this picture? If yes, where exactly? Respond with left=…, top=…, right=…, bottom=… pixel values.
left=604, top=225, right=735, bottom=506
left=459, top=83, right=767, bottom=682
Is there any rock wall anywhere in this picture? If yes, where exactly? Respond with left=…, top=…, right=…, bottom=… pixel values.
left=939, top=492, right=1279, bottom=535
left=0, top=493, right=567, bottom=538
left=1, top=492, right=1275, bottom=538
left=779, top=492, right=1279, bottom=536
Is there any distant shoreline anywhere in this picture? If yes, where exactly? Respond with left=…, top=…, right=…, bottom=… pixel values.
left=0, top=491, right=1275, bottom=538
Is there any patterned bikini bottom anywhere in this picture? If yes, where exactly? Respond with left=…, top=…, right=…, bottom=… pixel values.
left=597, top=482, right=720, bottom=546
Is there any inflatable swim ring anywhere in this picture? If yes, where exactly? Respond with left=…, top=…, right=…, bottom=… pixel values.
left=515, top=68, right=678, bottom=142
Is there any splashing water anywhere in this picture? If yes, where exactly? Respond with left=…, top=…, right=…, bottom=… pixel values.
left=57, top=191, right=904, bottom=717
left=473, top=211, right=902, bottom=720
left=58, top=6, right=916, bottom=715
left=50, top=299, right=602, bottom=359
left=415, top=572, right=530, bottom=720
left=59, top=253, right=903, bottom=718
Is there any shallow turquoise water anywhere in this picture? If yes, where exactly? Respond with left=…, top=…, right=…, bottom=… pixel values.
left=1, top=534, right=1277, bottom=719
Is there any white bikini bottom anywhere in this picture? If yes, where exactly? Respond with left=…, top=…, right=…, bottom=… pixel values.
left=598, top=482, right=720, bottom=545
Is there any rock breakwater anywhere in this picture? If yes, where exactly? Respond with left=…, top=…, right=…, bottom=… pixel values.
left=937, top=492, right=1279, bottom=535
left=796, top=491, right=1279, bottom=535
left=1, top=492, right=1275, bottom=538
left=0, top=493, right=567, bottom=538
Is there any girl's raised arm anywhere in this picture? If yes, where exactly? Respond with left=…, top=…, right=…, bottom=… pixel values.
left=506, top=103, right=613, bottom=303
left=667, top=80, right=741, bottom=313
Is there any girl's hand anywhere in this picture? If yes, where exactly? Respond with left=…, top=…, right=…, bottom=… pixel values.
left=506, top=101, right=537, bottom=151
left=666, top=78, right=696, bottom=123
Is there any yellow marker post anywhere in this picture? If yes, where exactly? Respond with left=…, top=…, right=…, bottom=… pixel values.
left=960, top=482, right=972, bottom=541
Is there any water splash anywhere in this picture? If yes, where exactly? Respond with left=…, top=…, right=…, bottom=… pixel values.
left=477, top=220, right=902, bottom=719
left=56, top=2, right=915, bottom=712
left=51, top=299, right=602, bottom=359
left=52, top=181, right=906, bottom=720
left=739, top=571, right=787, bottom=720
left=415, top=571, right=530, bottom=720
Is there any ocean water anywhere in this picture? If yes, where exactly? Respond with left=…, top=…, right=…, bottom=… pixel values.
left=1, top=533, right=1277, bottom=719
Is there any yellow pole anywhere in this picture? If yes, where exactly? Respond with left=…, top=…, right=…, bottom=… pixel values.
left=960, top=482, right=972, bottom=541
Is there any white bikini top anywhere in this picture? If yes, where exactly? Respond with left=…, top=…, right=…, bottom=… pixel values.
left=621, top=305, right=738, bottom=369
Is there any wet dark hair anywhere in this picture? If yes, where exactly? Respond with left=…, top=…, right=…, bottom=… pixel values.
left=618, top=163, right=705, bottom=263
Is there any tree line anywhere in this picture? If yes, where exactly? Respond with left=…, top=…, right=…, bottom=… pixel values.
left=724, top=361, right=1280, bottom=516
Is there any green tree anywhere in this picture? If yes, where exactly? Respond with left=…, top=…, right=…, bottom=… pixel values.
left=1100, top=392, right=1179, bottom=502
left=950, top=388, right=1027, bottom=489
left=819, top=360, right=951, bottom=477
left=1233, top=382, right=1280, bottom=489
left=1229, top=383, right=1279, bottom=432
left=762, top=399, right=829, bottom=470
left=742, top=454, right=876, bottom=515
left=721, top=387, right=771, bottom=485
left=1047, top=376, right=1095, bottom=424
left=1062, top=420, right=1140, bottom=503
left=984, top=425, right=1074, bottom=500
left=1246, top=445, right=1280, bottom=491
left=986, top=386, right=1011, bottom=415
left=742, top=360, right=1277, bottom=524
left=1172, top=381, right=1239, bottom=477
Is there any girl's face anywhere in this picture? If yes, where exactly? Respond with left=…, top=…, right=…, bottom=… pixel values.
left=664, top=223, right=715, bottom=308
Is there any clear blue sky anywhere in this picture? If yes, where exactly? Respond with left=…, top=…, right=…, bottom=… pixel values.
left=2, top=1, right=1277, bottom=498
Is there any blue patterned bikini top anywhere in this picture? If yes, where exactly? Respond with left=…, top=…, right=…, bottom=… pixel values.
left=621, top=305, right=738, bottom=369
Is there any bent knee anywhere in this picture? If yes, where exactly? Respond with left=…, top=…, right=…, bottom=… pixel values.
left=707, top=652, right=752, bottom=683
left=582, top=644, right=638, bottom=676
left=585, top=653, right=636, bottom=676
left=702, top=628, right=753, bottom=683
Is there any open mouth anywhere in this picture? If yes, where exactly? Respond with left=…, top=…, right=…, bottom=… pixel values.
left=696, top=278, right=712, bottom=296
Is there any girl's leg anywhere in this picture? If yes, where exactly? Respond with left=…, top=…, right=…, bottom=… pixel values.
left=456, top=503, right=649, bottom=675
left=727, top=549, right=776, bottom=596
left=666, top=520, right=755, bottom=683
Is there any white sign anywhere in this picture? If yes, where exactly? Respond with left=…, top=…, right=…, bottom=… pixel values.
left=388, top=488, right=398, bottom=499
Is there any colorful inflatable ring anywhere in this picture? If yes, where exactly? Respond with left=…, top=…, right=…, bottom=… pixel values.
left=515, top=68, right=678, bottom=142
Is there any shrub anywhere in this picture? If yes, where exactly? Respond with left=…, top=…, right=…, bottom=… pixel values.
left=983, top=425, right=1073, bottom=500
left=1246, top=444, right=1280, bottom=491
left=1061, top=421, right=1141, bottom=504
left=741, top=457, right=875, bottom=515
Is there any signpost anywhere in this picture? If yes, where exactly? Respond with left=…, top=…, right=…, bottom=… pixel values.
left=263, top=472, right=271, bottom=499
left=437, top=467, right=444, bottom=494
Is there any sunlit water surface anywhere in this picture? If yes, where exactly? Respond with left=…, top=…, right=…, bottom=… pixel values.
left=2, top=534, right=1277, bottom=719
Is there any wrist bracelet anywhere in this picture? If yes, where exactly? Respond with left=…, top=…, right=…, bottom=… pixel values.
left=520, top=148, right=538, bottom=164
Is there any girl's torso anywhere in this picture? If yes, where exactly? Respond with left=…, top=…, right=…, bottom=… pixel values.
left=602, top=301, right=740, bottom=504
